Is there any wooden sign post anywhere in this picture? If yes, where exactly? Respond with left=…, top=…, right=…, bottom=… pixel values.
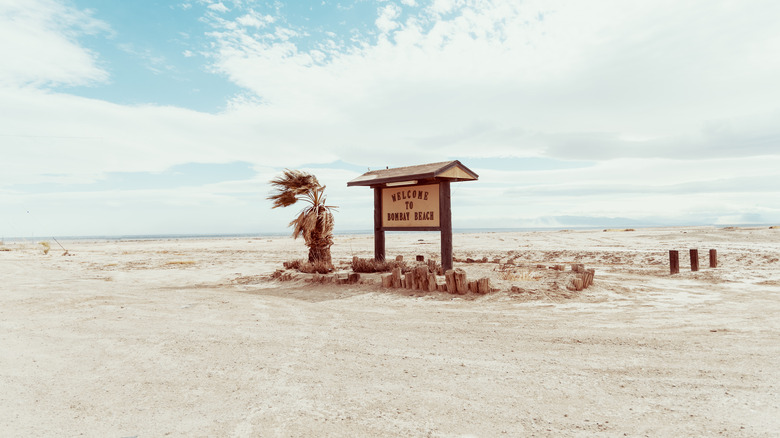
left=709, top=249, right=718, bottom=268
left=690, top=249, right=699, bottom=272
left=348, top=161, right=478, bottom=271
left=669, top=250, right=680, bottom=275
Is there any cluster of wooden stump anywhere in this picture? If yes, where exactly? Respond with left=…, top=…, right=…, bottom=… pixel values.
left=567, top=264, right=596, bottom=291
left=379, top=261, right=492, bottom=294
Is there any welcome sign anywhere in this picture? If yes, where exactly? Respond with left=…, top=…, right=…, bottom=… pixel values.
left=347, top=161, right=478, bottom=270
left=381, top=184, right=440, bottom=228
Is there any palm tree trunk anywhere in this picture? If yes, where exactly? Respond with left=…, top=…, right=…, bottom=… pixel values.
left=308, top=244, right=332, bottom=266
left=307, top=216, right=333, bottom=266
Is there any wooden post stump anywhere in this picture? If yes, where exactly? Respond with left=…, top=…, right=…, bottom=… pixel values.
left=427, top=273, right=438, bottom=292
left=445, top=270, right=457, bottom=294
left=584, top=269, right=595, bottom=288
left=477, top=278, right=490, bottom=294
left=709, top=249, right=717, bottom=268
left=404, top=273, right=414, bottom=289
left=391, top=267, right=402, bottom=288
left=690, top=249, right=699, bottom=272
left=454, top=269, right=468, bottom=294
left=669, top=250, right=679, bottom=275
left=381, top=274, right=393, bottom=288
left=416, top=266, right=429, bottom=290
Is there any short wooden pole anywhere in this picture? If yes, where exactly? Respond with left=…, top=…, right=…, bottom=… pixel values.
left=381, top=274, right=392, bottom=288
left=669, top=250, right=679, bottom=275
left=690, top=249, right=699, bottom=272
left=587, top=269, right=595, bottom=287
left=580, top=269, right=595, bottom=288
left=454, top=269, right=468, bottom=294
left=477, top=278, right=490, bottom=294
left=391, top=268, right=402, bottom=288
left=415, top=266, right=428, bottom=290
left=445, top=269, right=456, bottom=294
left=427, top=273, right=438, bottom=292
left=709, top=249, right=717, bottom=268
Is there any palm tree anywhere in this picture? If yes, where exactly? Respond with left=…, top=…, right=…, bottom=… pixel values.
left=268, top=169, right=337, bottom=267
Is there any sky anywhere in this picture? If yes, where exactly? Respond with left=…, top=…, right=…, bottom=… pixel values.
left=1, top=0, right=779, bottom=238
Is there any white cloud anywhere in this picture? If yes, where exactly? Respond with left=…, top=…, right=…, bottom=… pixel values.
left=201, top=0, right=780, bottom=162
left=0, top=0, right=109, bottom=87
left=236, top=11, right=274, bottom=28
left=207, top=2, right=229, bottom=13
left=376, top=3, right=402, bottom=35
left=274, top=27, right=298, bottom=41
left=429, top=0, right=461, bottom=15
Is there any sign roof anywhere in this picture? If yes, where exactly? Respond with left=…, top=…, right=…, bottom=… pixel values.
left=347, top=160, right=478, bottom=187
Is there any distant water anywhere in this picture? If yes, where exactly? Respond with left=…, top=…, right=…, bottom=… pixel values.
left=2, top=224, right=774, bottom=243
left=2, top=228, right=548, bottom=243
left=7, top=233, right=289, bottom=243
left=1, top=233, right=279, bottom=243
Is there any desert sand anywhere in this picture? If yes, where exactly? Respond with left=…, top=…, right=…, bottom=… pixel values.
left=1, top=227, right=779, bottom=437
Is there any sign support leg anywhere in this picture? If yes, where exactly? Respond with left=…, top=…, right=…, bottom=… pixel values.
left=440, top=181, right=453, bottom=271
left=374, top=187, right=385, bottom=261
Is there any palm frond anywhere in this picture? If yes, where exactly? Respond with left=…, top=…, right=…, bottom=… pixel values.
left=267, top=169, right=322, bottom=209
left=288, top=210, right=307, bottom=240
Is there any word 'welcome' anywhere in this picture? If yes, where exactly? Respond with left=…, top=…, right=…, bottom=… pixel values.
left=390, top=189, right=430, bottom=203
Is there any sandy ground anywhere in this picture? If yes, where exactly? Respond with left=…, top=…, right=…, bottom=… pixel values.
left=1, top=227, right=779, bottom=437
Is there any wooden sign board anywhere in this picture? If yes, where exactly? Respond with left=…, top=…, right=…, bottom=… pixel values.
left=381, top=184, right=440, bottom=228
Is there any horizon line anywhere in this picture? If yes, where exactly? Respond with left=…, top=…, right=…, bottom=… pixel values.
left=2, top=223, right=778, bottom=242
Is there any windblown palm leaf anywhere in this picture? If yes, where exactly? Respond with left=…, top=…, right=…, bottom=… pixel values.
left=268, top=169, right=321, bottom=208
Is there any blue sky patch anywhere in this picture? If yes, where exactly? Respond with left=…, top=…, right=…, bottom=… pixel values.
left=51, top=0, right=427, bottom=112
left=55, top=1, right=241, bottom=112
